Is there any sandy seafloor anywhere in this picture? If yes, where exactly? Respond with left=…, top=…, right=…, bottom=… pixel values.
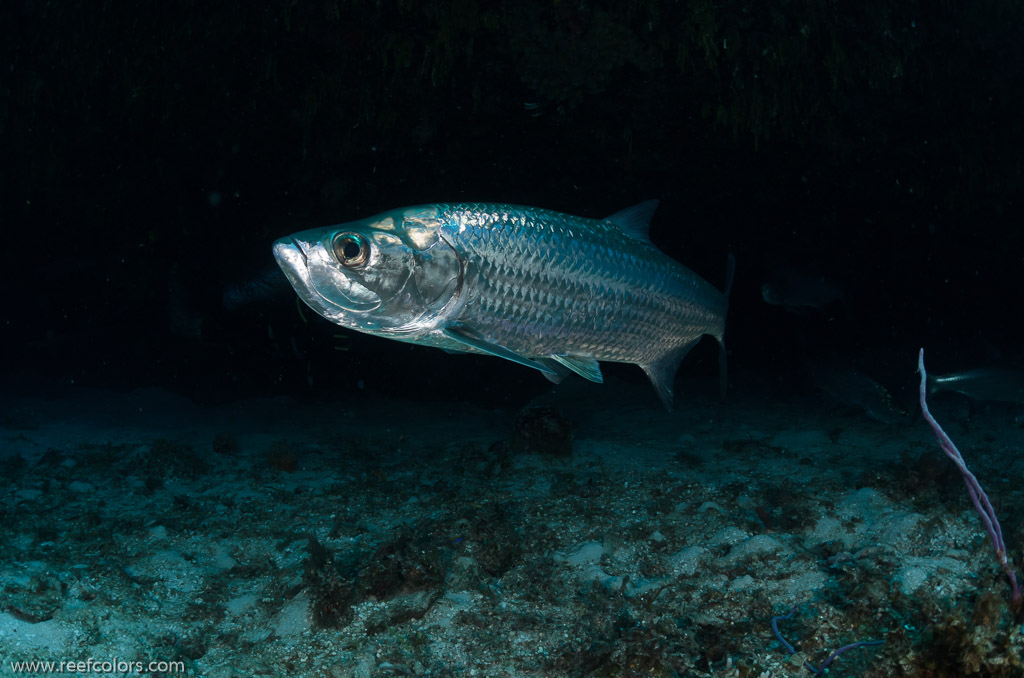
left=1, top=374, right=1022, bottom=678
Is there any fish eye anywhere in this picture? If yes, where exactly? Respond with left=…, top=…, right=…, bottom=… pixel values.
left=332, top=232, right=369, bottom=267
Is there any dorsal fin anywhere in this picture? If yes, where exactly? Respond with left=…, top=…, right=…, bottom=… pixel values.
left=605, top=200, right=659, bottom=244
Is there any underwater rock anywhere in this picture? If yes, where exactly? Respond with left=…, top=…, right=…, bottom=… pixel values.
left=509, top=407, right=573, bottom=456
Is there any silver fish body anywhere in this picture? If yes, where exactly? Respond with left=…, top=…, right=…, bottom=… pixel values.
left=272, top=201, right=733, bottom=409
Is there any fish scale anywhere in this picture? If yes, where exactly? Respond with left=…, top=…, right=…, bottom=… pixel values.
left=438, top=204, right=722, bottom=366
left=272, top=200, right=733, bottom=409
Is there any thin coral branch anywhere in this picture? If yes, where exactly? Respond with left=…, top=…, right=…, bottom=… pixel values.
left=917, top=348, right=1022, bottom=609
left=771, top=605, right=884, bottom=675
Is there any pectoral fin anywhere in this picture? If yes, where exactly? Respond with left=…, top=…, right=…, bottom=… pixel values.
left=443, top=325, right=559, bottom=376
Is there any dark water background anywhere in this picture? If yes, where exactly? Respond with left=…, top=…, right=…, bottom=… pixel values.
left=2, top=1, right=1021, bottom=408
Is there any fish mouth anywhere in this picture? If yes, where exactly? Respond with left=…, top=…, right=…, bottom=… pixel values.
left=273, top=235, right=381, bottom=314
left=272, top=238, right=310, bottom=294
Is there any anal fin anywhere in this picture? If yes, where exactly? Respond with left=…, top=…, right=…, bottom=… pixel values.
left=640, top=338, right=700, bottom=412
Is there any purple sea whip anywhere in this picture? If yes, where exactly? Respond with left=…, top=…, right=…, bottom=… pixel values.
left=918, top=348, right=1021, bottom=611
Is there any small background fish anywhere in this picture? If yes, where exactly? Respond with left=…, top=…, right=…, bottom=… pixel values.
left=928, top=367, right=1024, bottom=406
left=761, top=267, right=846, bottom=315
left=805, top=360, right=907, bottom=424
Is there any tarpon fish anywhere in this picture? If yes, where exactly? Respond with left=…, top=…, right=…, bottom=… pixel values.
left=272, top=201, right=733, bottom=410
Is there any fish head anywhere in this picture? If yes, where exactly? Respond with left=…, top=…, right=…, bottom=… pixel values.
left=273, top=206, right=461, bottom=335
